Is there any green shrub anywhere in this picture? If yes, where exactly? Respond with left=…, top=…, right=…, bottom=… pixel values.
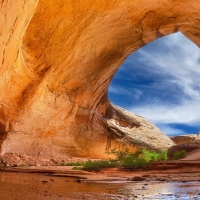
left=159, top=150, right=168, bottom=161
left=109, top=149, right=168, bottom=170
left=121, top=153, right=149, bottom=169
left=142, top=149, right=167, bottom=162
left=107, top=148, right=130, bottom=161
left=82, top=160, right=117, bottom=171
left=173, top=150, right=186, bottom=160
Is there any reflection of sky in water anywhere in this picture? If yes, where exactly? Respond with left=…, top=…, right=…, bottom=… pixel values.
left=123, top=182, right=173, bottom=197
left=111, top=181, right=200, bottom=199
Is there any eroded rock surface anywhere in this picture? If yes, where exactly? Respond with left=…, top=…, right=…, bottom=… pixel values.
left=170, top=135, right=197, bottom=145
left=171, top=134, right=200, bottom=146
left=5, top=0, right=200, bottom=158
left=106, top=104, right=173, bottom=151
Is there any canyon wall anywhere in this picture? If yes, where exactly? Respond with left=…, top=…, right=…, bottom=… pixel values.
left=1, top=0, right=199, bottom=158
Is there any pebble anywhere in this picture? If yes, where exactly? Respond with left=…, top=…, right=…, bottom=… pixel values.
left=42, top=180, right=48, bottom=184
left=130, top=176, right=145, bottom=181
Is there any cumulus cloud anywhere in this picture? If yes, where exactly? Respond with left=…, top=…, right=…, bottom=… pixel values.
left=109, top=32, right=200, bottom=135
left=131, top=100, right=200, bottom=125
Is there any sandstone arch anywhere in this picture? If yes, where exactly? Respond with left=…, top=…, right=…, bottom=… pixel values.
left=1, top=0, right=199, bottom=158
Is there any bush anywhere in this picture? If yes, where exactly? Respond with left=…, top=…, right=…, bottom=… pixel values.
left=142, top=149, right=167, bottom=162
left=82, top=159, right=117, bottom=172
left=107, top=148, right=130, bottom=161
left=167, top=144, right=199, bottom=159
left=121, top=153, right=149, bottom=169
left=173, top=150, right=186, bottom=160
left=108, top=149, right=168, bottom=170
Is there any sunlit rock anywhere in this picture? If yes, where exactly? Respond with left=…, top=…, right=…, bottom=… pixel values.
left=3, top=0, right=200, bottom=158
left=171, top=135, right=197, bottom=145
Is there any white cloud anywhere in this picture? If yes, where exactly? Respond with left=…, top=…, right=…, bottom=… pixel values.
left=109, top=85, right=143, bottom=101
left=109, top=85, right=134, bottom=96
left=119, top=32, right=200, bottom=135
left=130, top=100, right=200, bottom=126
left=135, top=34, right=200, bottom=101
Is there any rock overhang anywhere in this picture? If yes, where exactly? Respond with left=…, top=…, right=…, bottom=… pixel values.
left=1, top=0, right=200, bottom=158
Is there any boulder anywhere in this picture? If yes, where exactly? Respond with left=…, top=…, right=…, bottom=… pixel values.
left=130, top=176, right=146, bottom=181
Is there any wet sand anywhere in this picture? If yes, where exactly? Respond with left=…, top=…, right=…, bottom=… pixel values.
left=1, top=161, right=200, bottom=199
left=0, top=171, right=200, bottom=200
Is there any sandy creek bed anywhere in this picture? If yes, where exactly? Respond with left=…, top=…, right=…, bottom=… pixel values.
left=0, top=171, right=200, bottom=200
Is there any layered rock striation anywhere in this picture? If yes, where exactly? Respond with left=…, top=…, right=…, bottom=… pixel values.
left=3, top=0, right=200, bottom=158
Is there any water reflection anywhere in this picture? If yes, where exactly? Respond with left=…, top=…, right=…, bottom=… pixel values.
left=0, top=172, right=200, bottom=199
left=118, top=181, right=200, bottom=199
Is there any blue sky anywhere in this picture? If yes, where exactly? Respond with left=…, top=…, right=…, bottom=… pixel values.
left=108, top=32, right=200, bottom=136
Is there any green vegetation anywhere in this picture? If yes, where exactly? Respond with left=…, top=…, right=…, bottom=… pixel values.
left=120, top=152, right=149, bottom=169
left=108, top=148, right=130, bottom=161
left=81, top=149, right=168, bottom=171
left=58, top=159, right=117, bottom=171
left=142, top=149, right=167, bottom=162
left=172, top=150, right=186, bottom=160
left=113, top=149, right=167, bottom=170
left=57, top=148, right=187, bottom=171
left=82, top=159, right=117, bottom=172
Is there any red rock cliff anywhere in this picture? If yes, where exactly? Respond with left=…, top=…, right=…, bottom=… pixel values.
left=5, top=0, right=200, bottom=158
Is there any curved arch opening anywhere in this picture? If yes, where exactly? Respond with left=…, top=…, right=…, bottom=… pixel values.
left=108, top=32, right=200, bottom=136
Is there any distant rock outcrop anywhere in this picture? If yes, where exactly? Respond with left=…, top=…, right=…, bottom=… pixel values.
left=170, top=135, right=197, bottom=145
left=106, top=104, right=174, bottom=152
left=171, top=133, right=200, bottom=145
left=3, top=0, right=200, bottom=158
left=168, top=143, right=200, bottom=160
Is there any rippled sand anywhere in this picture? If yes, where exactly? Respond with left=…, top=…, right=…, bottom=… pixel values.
left=1, top=172, right=200, bottom=199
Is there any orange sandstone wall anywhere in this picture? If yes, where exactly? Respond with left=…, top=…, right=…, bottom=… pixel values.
left=3, top=0, right=200, bottom=158
left=0, top=0, right=39, bottom=151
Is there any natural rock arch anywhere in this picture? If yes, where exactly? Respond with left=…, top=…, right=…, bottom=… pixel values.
left=0, top=0, right=199, bottom=158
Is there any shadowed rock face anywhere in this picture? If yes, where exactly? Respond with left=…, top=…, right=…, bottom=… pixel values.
left=3, top=0, right=200, bottom=158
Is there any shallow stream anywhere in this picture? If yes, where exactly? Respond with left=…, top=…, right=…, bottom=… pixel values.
left=0, top=172, right=200, bottom=199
